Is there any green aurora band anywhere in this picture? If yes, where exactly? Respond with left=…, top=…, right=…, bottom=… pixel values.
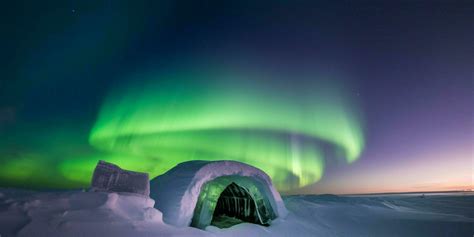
left=82, top=67, right=364, bottom=191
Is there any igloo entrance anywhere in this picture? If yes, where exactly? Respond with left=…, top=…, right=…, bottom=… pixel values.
left=190, top=176, right=276, bottom=229
left=211, top=182, right=263, bottom=228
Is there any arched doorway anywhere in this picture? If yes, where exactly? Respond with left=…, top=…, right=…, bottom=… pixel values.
left=211, top=182, right=267, bottom=228
left=190, top=176, right=276, bottom=229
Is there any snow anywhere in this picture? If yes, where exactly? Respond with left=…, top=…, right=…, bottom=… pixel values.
left=149, top=160, right=287, bottom=227
left=0, top=189, right=472, bottom=237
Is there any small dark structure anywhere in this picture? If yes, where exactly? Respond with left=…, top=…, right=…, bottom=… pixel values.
left=91, top=160, right=150, bottom=196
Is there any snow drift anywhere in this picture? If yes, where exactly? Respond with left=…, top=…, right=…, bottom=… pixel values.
left=0, top=189, right=472, bottom=237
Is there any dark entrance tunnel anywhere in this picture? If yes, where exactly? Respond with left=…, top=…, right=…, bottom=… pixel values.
left=210, top=182, right=268, bottom=228
left=190, top=175, right=277, bottom=229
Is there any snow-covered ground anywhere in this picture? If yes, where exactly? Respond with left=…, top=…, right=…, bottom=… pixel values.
left=0, top=189, right=472, bottom=237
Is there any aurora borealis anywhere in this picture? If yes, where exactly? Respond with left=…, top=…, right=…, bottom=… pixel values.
left=1, top=1, right=472, bottom=193
left=87, top=67, right=364, bottom=190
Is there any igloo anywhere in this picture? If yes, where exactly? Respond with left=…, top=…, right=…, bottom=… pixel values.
left=150, top=160, right=288, bottom=229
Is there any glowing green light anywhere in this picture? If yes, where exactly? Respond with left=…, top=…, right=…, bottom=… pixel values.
left=86, top=67, right=364, bottom=191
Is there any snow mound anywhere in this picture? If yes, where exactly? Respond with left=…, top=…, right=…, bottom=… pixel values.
left=0, top=190, right=172, bottom=237
left=150, top=160, right=288, bottom=227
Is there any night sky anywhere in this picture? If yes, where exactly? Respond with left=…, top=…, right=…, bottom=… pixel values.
left=1, top=1, right=472, bottom=194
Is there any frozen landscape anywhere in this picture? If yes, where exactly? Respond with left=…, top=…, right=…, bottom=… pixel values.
left=2, top=2, right=473, bottom=237
left=0, top=189, right=472, bottom=237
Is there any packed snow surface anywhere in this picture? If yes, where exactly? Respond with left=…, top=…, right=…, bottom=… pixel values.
left=0, top=189, right=472, bottom=237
